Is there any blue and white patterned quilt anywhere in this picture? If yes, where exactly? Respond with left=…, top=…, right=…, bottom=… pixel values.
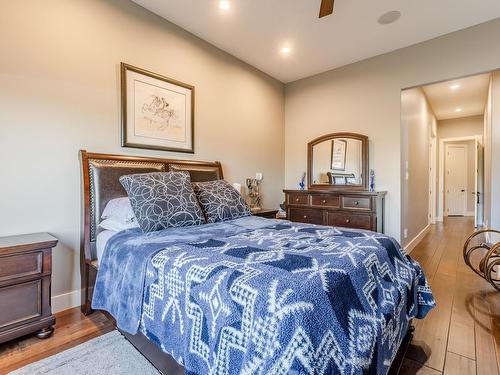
left=93, top=217, right=434, bottom=375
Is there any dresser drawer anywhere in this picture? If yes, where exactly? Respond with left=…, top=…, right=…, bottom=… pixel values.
left=311, top=195, right=340, bottom=208
left=0, top=251, right=43, bottom=282
left=288, top=193, right=309, bottom=205
left=342, top=196, right=371, bottom=210
left=328, top=212, right=372, bottom=230
left=0, top=280, right=41, bottom=329
left=289, top=208, right=324, bottom=225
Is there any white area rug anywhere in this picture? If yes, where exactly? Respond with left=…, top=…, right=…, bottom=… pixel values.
left=10, top=331, right=161, bottom=375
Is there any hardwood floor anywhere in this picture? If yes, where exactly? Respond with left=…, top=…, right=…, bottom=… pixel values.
left=0, top=217, right=498, bottom=374
left=400, top=217, right=500, bottom=375
left=0, top=307, right=114, bottom=374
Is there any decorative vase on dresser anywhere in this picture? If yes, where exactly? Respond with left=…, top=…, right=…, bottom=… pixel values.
left=284, top=132, right=386, bottom=233
left=0, top=233, right=57, bottom=344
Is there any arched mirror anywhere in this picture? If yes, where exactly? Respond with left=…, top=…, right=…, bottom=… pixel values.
left=308, top=132, right=368, bottom=191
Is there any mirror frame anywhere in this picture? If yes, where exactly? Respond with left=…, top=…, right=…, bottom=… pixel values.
left=307, top=132, right=369, bottom=191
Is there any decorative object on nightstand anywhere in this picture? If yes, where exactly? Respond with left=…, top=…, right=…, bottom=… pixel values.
left=252, top=208, right=279, bottom=219
left=276, top=208, right=287, bottom=219
left=246, top=173, right=263, bottom=211
left=0, top=233, right=57, bottom=344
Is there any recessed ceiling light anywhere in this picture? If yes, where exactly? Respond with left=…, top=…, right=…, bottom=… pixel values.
left=281, top=46, right=291, bottom=55
left=455, top=108, right=463, bottom=113
left=450, top=84, right=460, bottom=90
left=219, top=0, right=230, bottom=10
left=378, top=10, right=401, bottom=25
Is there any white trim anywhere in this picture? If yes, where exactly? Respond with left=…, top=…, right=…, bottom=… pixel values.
left=404, top=224, right=431, bottom=254
left=438, top=135, right=482, bottom=222
left=51, top=289, right=81, bottom=313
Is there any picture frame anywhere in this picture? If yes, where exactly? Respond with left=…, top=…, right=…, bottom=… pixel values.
left=330, top=139, right=347, bottom=170
left=121, top=63, right=194, bottom=153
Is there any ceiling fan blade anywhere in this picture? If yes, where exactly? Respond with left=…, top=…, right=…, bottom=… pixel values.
left=319, top=0, right=334, bottom=18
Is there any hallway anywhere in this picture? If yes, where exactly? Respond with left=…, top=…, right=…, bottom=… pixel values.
left=400, top=217, right=500, bottom=374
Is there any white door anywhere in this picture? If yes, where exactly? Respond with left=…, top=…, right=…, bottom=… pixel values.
left=445, top=144, right=467, bottom=216
left=475, top=139, right=484, bottom=227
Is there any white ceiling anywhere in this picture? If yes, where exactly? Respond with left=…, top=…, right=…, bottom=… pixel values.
left=422, top=73, right=491, bottom=120
left=131, top=0, right=500, bottom=83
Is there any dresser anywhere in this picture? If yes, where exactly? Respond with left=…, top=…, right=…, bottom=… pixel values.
left=0, top=233, right=57, bottom=344
left=284, top=190, right=386, bottom=233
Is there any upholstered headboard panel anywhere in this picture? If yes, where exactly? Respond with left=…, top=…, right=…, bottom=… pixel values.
left=80, top=150, right=223, bottom=261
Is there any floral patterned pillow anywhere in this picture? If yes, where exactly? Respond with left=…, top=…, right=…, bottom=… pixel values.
left=119, top=171, right=205, bottom=233
left=193, top=180, right=251, bottom=223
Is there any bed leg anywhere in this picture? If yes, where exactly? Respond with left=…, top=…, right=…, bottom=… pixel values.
left=388, top=323, right=415, bottom=375
left=80, top=263, right=93, bottom=315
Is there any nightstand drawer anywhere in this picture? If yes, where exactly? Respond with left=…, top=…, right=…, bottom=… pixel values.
left=0, top=233, right=56, bottom=344
left=0, top=280, right=41, bottom=329
left=0, top=251, right=43, bottom=282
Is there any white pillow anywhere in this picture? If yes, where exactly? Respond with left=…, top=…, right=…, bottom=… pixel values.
left=99, top=198, right=139, bottom=232
left=101, top=197, right=136, bottom=222
left=99, top=217, right=139, bottom=232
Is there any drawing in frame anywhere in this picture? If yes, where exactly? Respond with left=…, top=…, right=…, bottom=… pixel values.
left=330, top=139, right=347, bottom=170
left=121, top=63, right=194, bottom=153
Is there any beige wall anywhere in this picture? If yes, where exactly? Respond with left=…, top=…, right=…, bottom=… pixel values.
left=400, top=88, right=435, bottom=247
left=285, top=18, right=500, bottom=241
left=0, top=0, right=285, bottom=308
left=438, top=115, right=484, bottom=139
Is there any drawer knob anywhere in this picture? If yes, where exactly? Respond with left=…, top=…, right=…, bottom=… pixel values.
left=322, top=199, right=327, bottom=204
left=303, top=215, right=308, bottom=219
left=354, top=201, right=359, bottom=205
left=346, top=219, right=351, bottom=223
left=295, top=198, right=300, bottom=202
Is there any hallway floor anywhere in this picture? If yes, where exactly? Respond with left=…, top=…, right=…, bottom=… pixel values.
left=400, top=217, right=500, bottom=374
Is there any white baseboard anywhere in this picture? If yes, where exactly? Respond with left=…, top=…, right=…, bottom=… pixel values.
left=404, top=224, right=431, bottom=254
left=51, top=289, right=81, bottom=313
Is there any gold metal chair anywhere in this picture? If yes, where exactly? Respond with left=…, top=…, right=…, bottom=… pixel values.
left=463, top=229, right=500, bottom=291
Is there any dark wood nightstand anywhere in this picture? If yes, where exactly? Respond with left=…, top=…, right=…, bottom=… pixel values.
left=0, top=233, right=57, bottom=344
left=252, top=208, right=279, bottom=219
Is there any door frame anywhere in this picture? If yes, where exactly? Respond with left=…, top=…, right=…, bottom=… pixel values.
left=429, top=137, right=437, bottom=224
left=474, top=138, right=484, bottom=227
left=437, top=135, right=482, bottom=221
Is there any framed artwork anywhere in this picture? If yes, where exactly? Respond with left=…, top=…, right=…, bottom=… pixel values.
left=121, top=63, right=194, bottom=153
left=331, top=139, right=347, bottom=170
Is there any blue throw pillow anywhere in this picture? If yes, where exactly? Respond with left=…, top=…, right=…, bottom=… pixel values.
left=193, top=180, right=251, bottom=223
left=119, top=171, right=205, bottom=233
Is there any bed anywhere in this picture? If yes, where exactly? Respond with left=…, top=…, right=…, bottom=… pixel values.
left=80, top=150, right=435, bottom=375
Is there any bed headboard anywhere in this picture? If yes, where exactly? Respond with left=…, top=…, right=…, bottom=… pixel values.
left=80, top=150, right=223, bottom=262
